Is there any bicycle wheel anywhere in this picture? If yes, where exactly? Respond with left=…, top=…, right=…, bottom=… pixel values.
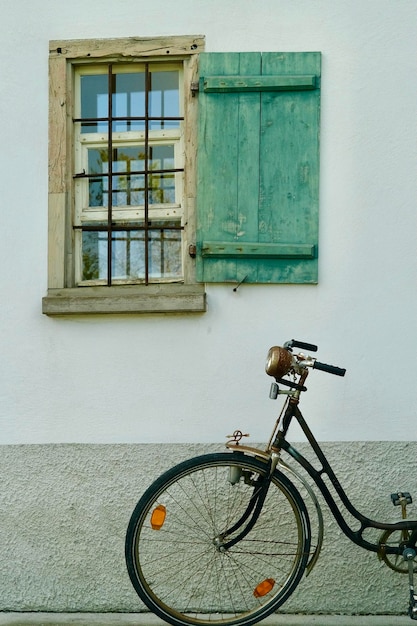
left=125, top=452, right=311, bottom=626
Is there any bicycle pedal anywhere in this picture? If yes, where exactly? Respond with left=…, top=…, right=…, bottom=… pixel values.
left=391, top=492, right=412, bottom=506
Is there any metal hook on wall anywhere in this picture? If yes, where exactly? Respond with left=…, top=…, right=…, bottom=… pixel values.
left=233, top=275, right=248, bottom=292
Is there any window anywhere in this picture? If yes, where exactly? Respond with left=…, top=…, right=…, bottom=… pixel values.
left=74, top=64, right=183, bottom=285
left=43, top=36, right=206, bottom=315
left=43, top=40, right=320, bottom=315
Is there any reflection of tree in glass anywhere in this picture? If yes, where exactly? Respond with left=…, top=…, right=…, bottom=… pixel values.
left=148, top=228, right=181, bottom=278
left=88, top=147, right=174, bottom=207
left=82, top=251, right=99, bottom=281
left=82, top=231, right=102, bottom=281
left=82, top=227, right=181, bottom=282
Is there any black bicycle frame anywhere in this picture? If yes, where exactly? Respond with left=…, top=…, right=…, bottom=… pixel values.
left=272, top=400, right=417, bottom=556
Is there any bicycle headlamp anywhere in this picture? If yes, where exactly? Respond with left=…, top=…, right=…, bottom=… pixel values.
left=265, top=346, right=294, bottom=379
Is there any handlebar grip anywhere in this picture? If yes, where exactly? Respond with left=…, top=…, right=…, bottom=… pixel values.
left=291, top=340, right=318, bottom=353
left=313, top=360, right=346, bottom=377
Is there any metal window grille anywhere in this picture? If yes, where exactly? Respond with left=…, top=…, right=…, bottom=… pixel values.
left=73, top=63, right=184, bottom=285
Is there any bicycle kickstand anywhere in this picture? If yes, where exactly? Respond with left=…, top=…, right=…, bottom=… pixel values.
left=404, top=547, right=417, bottom=620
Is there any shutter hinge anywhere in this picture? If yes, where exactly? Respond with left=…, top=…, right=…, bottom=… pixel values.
left=188, top=244, right=197, bottom=258
left=190, top=81, right=199, bottom=96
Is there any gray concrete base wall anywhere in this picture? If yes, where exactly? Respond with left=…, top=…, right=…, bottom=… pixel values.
left=1, top=442, right=416, bottom=615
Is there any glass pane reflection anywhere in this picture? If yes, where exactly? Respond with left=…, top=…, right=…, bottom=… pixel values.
left=81, top=75, right=108, bottom=133
left=149, top=71, right=180, bottom=129
left=80, top=70, right=180, bottom=133
left=82, top=227, right=182, bottom=281
left=87, top=145, right=175, bottom=207
left=113, top=72, right=146, bottom=132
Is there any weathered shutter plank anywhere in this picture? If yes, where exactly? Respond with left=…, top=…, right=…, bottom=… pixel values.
left=197, top=52, right=261, bottom=282
left=258, top=52, right=320, bottom=283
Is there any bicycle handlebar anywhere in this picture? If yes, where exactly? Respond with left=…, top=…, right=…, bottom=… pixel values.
left=289, top=339, right=318, bottom=353
left=284, top=339, right=346, bottom=377
left=313, top=360, right=346, bottom=377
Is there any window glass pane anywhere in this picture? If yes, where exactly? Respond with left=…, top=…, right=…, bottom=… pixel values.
left=112, top=147, right=145, bottom=206
left=149, top=71, right=180, bottom=130
left=87, top=148, right=108, bottom=207
left=82, top=231, right=108, bottom=280
left=112, top=230, right=145, bottom=279
left=148, top=173, right=175, bottom=204
left=148, top=227, right=182, bottom=278
left=149, top=145, right=175, bottom=204
left=87, top=146, right=176, bottom=207
left=113, top=72, right=146, bottom=132
left=79, top=69, right=180, bottom=132
left=81, top=75, right=108, bottom=133
left=82, top=225, right=182, bottom=281
left=88, top=175, right=107, bottom=207
left=87, top=147, right=145, bottom=207
left=112, top=173, right=145, bottom=207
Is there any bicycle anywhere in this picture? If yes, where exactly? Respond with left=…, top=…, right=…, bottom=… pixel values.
left=125, top=339, right=417, bottom=626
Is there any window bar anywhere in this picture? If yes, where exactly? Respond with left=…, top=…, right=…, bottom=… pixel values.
left=79, top=224, right=183, bottom=231
left=126, top=231, right=131, bottom=277
left=160, top=227, right=165, bottom=276
left=75, top=167, right=184, bottom=180
left=105, top=64, right=114, bottom=286
left=126, top=156, right=132, bottom=206
left=73, top=116, right=183, bottom=125
left=144, top=63, right=150, bottom=285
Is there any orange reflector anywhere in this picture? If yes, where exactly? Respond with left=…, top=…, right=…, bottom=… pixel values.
left=150, top=504, right=166, bottom=530
left=253, top=578, right=275, bottom=598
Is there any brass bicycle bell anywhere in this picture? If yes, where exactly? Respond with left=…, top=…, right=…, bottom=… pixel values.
left=265, top=346, right=294, bottom=379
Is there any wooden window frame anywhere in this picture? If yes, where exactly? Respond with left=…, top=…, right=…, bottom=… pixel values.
left=43, top=35, right=206, bottom=315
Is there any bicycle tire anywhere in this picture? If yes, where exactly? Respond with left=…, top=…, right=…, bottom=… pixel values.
left=125, top=452, right=311, bottom=626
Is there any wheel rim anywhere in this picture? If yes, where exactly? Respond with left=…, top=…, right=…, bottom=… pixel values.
left=129, top=456, right=309, bottom=625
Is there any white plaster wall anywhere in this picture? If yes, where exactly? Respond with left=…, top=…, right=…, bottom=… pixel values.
left=0, top=0, right=416, bottom=445
left=0, top=1, right=417, bottom=615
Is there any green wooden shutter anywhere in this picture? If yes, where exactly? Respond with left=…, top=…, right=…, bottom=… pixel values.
left=196, top=52, right=321, bottom=284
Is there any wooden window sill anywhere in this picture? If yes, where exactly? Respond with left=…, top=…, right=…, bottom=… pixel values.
left=42, top=284, right=206, bottom=315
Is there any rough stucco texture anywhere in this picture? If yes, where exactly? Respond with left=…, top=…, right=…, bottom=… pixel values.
left=0, top=442, right=416, bottom=615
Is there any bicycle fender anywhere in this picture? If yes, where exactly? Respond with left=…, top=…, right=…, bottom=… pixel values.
left=278, top=457, right=324, bottom=576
